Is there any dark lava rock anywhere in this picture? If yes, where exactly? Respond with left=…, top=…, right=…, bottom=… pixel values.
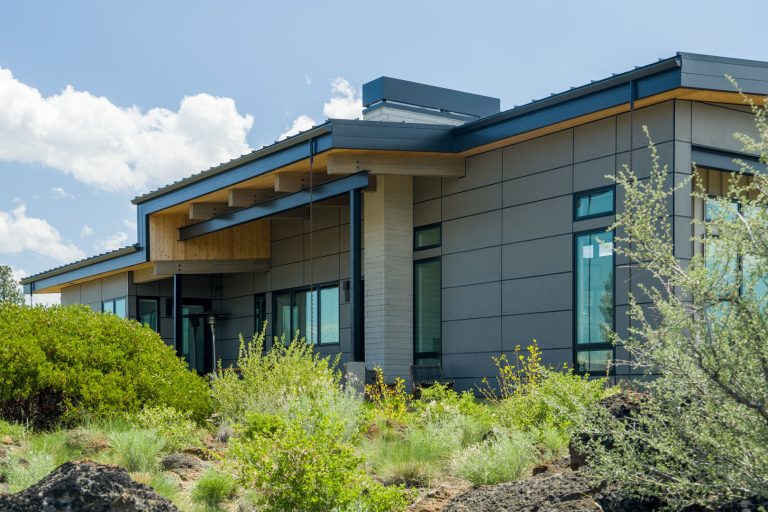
left=444, top=469, right=603, bottom=512
left=569, top=390, right=647, bottom=470
left=0, top=461, right=178, bottom=511
left=160, top=452, right=202, bottom=472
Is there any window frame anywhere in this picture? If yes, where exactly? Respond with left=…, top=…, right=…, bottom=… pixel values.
left=413, top=256, right=442, bottom=365
left=254, top=293, right=267, bottom=335
left=572, top=228, right=616, bottom=375
left=137, top=296, right=160, bottom=332
left=573, top=186, right=616, bottom=221
left=271, top=281, right=340, bottom=346
left=413, top=223, right=442, bottom=251
left=102, top=297, right=127, bottom=318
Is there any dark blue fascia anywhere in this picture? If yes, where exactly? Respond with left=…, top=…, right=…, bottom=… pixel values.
left=179, top=172, right=371, bottom=240
left=453, top=66, right=682, bottom=152
left=140, top=133, right=333, bottom=215
left=24, top=249, right=146, bottom=294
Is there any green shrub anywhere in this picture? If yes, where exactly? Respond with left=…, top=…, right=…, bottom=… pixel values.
left=365, top=416, right=472, bottom=487
left=1, top=450, right=57, bottom=492
left=211, top=332, right=362, bottom=436
left=497, top=368, right=609, bottom=435
left=230, top=411, right=404, bottom=512
left=0, top=304, right=211, bottom=427
left=131, top=471, right=179, bottom=503
left=191, top=469, right=238, bottom=510
left=452, top=429, right=537, bottom=485
left=107, top=429, right=165, bottom=472
left=134, top=405, right=202, bottom=452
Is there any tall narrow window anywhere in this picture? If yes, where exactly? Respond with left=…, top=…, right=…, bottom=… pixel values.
left=414, top=258, right=441, bottom=365
left=138, top=298, right=159, bottom=332
left=575, top=231, right=614, bottom=373
left=274, top=291, right=292, bottom=343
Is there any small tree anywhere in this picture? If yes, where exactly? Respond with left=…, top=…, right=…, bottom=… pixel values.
left=0, top=265, right=24, bottom=305
left=583, top=91, right=768, bottom=508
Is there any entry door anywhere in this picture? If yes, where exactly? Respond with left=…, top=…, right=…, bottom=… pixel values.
left=181, top=302, right=211, bottom=374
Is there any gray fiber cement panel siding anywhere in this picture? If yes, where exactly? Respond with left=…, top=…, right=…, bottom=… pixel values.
left=418, top=100, right=684, bottom=385
left=218, top=205, right=352, bottom=367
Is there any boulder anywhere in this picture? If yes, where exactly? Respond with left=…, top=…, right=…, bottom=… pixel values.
left=569, top=391, right=647, bottom=470
left=0, top=461, right=178, bottom=511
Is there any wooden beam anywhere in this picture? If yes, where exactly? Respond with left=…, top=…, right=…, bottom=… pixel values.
left=132, top=266, right=170, bottom=284
left=154, top=259, right=271, bottom=275
left=327, top=152, right=465, bottom=177
left=228, top=188, right=282, bottom=207
left=188, top=202, right=236, bottom=220
left=274, top=173, right=307, bottom=192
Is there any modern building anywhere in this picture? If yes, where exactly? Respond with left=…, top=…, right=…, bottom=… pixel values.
left=22, top=53, right=768, bottom=390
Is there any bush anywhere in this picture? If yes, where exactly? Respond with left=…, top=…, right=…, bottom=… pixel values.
left=365, top=367, right=411, bottom=425
left=191, top=469, right=238, bottom=510
left=452, top=429, right=537, bottom=485
left=107, top=429, right=165, bottom=472
left=134, top=405, right=202, bottom=452
left=578, top=99, right=768, bottom=508
left=497, top=369, right=609, bottom=435
left=230, top=412, right=405, bottom=512
left=0, top=304, right=211, bottom=427
left=211, top=332, right=362, bottom=439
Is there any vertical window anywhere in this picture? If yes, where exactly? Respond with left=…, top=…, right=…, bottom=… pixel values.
left=414, top=258, right=441, bottom=365
left=254, top=294, right=267, bottom=334
left=138, top=298, right=159, bottom=332
left=320, top=287, right=340, bottom=344
left=414, top=224, right=441, bottom=250
left=272, top=284, right=340, bottom=345
left=574, top=187, right=615, bottom=220
left=102, top=298, right=126, bottom=318
left=575, top=231, right=614, bottom=373
left=274, top=291, right=292, bottom=343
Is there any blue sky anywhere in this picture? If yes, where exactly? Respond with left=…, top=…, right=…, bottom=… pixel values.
left=1, top=0, right=765, bottom=301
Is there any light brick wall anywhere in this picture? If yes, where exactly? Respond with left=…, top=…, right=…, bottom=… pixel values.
left=364, top=174, right=414, bottom=382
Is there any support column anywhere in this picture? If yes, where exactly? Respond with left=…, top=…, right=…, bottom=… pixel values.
left=173, top=274, right=183, bottom=356
left=350, top=189, right=364, bottom=362
left=363, top=175, right=413, bottom=382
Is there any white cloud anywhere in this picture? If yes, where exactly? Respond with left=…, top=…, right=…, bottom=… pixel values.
left=80, top=225, right=94, bottom=238
left=0, top=67, right=254, bottom=193
left=304, top=75, right=313, bottom=86
left=322, top=77, right=362, bottom=120
left=51, top=187, right=74, bottom=199
left=93, top=231, right=129, bottom=253
left=0, top=204, right=85, bottom=262
left=123, top=219, right=137, bottom=231
left=277, top=77, right=361, bottom=142
left=278, top=114, right=317, bottom=141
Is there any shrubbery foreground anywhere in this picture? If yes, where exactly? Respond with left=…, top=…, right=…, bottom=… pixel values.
left=0, top=304, right=211, bottom=427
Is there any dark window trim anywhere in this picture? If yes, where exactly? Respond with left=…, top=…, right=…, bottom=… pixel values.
left=253, top=293, right=267, bottom=336
left=414, top=223, right=442, bottom=251
left=572, top=228, right=616, bottom=375
left=413, top=256, right=442, bottom=365
left=573, top=186, right=616, bottom=221
left=271, top=281, right=341, bottom=346
left=137, top=296, right=160, bottom=332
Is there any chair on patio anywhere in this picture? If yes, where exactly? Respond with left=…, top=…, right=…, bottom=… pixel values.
left=410, top=363, right=454, bottom=398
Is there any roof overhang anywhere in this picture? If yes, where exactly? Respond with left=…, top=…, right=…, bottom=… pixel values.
left=22, top=52, right=768, bottom=293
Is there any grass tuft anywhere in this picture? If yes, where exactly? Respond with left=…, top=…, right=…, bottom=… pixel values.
left=191, top=468, right=238, bottom=510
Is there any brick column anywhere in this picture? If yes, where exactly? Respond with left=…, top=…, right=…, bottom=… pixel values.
left=363, top=175, right=413, bottom=382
